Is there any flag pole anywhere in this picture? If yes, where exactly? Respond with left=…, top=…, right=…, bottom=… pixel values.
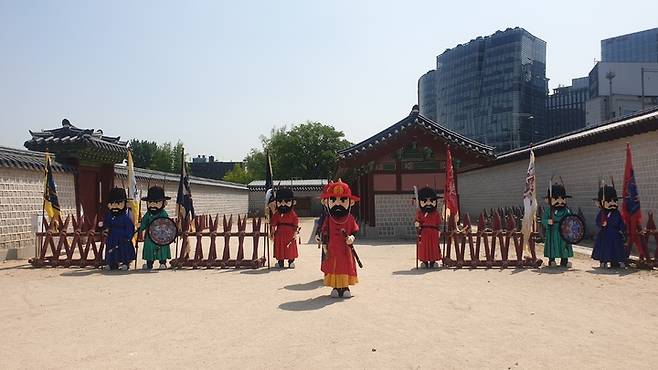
left=38, top=152, right=49, bottom=260
left=176, top=148, right=184, bottom=263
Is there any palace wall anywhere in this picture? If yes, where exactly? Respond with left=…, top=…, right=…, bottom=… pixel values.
left=0, top=162, right=248, bottom=260
left=459, top=130, right=658, bottom=239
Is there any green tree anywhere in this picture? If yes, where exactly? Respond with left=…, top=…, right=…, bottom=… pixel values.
left=129, top=139, right=187, bottom=173
left=244, top=122, right=351, bottom=180
left=151, top=142, right=173, bottom=172
left=129, top=139, right=158, bottom=169
left=223, top=163, right=253, bottom=184
left=171, top=141, right=185, bottom=173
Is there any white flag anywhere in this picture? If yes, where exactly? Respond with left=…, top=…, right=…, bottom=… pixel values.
left=521, top=150, right=537, bottom=247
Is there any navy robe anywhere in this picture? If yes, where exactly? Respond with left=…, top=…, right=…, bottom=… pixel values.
left=104, top=211, right=137, bottom=266
left=591, top=209, right=627, bottom=263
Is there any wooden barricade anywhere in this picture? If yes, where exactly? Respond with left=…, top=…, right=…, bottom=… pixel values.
left=29, top=213, right=268, bottom=269
left=442, top=211, right=543, bottom=269
left=29, top=215, right=114, bottom=268
left=170, top=214, right=268, bottom=269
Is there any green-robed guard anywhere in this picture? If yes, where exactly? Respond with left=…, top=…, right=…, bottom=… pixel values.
left=140, top=186, right=172, bottom=269
left=541, top=183, right=574, bottom=268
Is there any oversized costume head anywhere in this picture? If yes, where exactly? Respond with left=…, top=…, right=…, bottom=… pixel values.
left=275, top=188, right=296, bottom=214
left=320, top=179, right=359, bottom=218
left=595, top=185, right=618, bottom=210
left=418, top=186, right=440, bottom=213
left=107, top=187, right=128, bottom=216
left=141, top=186, right=170, bottom=215
left=545, top=183, right=571, bottom=209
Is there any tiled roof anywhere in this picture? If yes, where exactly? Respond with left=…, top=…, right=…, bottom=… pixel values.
left=114, top=165, right=247, bottom=190
left=496, top=107, right=658, bottom=163
left=24, top=119, right=128, bottom=157
left=0, top=146, right=73, bottom=172
left=338, top=107, right=496, bottom=160
left=247, top=179, right=328, bottom=191
left=0, top=146, right=247, bottom=190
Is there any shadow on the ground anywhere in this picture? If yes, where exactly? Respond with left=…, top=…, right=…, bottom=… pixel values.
left=283, top=279, right=324, bottom=291
left=585, top=267, right=641, bottom=276
left=60, top=268, right=159, bottom=277
left=391, top=267, right=441, bottom=275
left=278, top=295, right=343, bottom=311
left=0, top=263, right=32, bottom=271
left=529, top=266, right=573, bottom=275
left=239, top=266, right=287, bottom=275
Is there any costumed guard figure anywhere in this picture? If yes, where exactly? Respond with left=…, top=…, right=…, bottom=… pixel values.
left=319, top=180, right=360, bottom=298
left=540, top=183, right=574, bottom=268
left=270, top=188, right=299, bottom=268
left=140, top=186, right=172, bottom=270
left=101, top=187, right=136, bottom=270
left=414, top=186, right=442, bottom=268
left=592, top=184, right=627, bottom=269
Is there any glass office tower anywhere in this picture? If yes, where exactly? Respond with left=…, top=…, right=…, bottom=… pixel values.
left=434, top=27, right=547, bottom=152
left=418, top=70, right=438, bottom=122
left=601, top=28, right=658, bottom=63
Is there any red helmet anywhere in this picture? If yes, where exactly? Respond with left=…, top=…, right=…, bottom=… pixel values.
left=320, top=179, right=360, bottom=201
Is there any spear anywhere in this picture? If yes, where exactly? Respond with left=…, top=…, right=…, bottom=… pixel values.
left=413, top=186, right=421, bottom=269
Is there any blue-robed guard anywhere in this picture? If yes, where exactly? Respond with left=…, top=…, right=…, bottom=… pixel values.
left=100, top=187, right=136, bottom=270
left=592, top=185, right=627, bottom=269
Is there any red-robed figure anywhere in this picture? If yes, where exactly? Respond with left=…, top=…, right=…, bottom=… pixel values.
left=414, top=186, right=442, bottom=268
left=318, top=180, right=360, bottom=298
left=270, top=188, right=299, bottom=268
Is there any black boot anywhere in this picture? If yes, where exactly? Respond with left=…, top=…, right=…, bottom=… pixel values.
left=277, top=260, right=284, bottom=268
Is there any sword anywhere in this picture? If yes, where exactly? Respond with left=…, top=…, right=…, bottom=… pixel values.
left=341, top=228, right=363, bottom=268
left=285, top=227, right=301, bottom=248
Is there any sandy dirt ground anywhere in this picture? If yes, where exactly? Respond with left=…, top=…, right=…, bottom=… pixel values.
left=1, top=218, right=657, bottom=370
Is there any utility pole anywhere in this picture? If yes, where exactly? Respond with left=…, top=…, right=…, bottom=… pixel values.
left=605, top=71, right=616, bottom=120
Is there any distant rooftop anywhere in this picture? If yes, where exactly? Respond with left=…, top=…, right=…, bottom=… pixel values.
left=247, top=179, right=328, bottom=191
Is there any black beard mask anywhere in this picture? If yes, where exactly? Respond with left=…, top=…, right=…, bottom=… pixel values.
left=277, top=205, right=291, bottom=214
left=421, top=205, right=437, bottom=213
left=148, top=206, right=162, bottom=215
left=329, top=205, right=349, bottom=217
left=110, top=207, right=126, bottom=216
left=553, top=202, right=566, bottom=209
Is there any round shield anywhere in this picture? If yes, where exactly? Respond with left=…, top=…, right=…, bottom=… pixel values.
left=559, top=214, right=586, bottom=244
left=147, top=217, right=178, bottom=246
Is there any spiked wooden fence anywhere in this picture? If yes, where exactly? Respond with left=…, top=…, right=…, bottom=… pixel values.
left=28, top=214, right=269, bottom=269
left=170, top=214, right=268, bottom=269
left=442, top=211, right=542, bottom=269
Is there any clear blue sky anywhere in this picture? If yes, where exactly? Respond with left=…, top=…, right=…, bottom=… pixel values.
left=1, top=0, right=656, bottom=160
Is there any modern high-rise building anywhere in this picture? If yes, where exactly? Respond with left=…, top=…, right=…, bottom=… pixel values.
left=585, top=61, right=658, bottom=125
left=425, top=27, right=547, bottom=152
left=601, top=28, right=658, bottom=63
left=546, top=77, right=589, bottom=137
left=418, top=70, right=438, bottom=122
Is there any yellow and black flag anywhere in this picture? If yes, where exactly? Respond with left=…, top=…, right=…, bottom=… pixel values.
left=43, top=153, right=61, bottom=221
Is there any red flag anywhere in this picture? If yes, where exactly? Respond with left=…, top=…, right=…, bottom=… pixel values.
left=444, top=146, right=459, bottom=220
left=621, top=143, right=646, bottom=257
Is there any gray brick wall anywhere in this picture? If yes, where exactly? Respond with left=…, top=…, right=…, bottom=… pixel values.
left=459, top=130, right=658, bottom=237
left=248, top=190, right=324, bottom=216
left=127, top=178, right=248, bottom=217
left=368, top=194, right=417, bottom=239
left=0, top=167, right=248, bottom=260
left=0, top=168, right=76, bottom=257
